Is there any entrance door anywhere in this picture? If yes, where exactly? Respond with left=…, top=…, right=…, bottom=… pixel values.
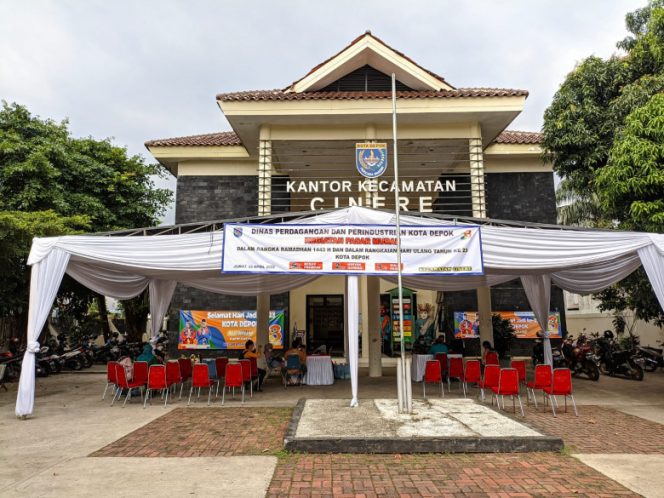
left=306, top=295, right=344, bottom=355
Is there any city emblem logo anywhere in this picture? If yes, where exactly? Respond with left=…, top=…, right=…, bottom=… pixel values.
left=233, top=227, right=243, bottom=238
left=355, top=142, right=388, bottom=178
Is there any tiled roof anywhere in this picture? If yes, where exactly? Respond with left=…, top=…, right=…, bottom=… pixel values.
left=146, top=129, right=541, bottom=148
left=216, top=88, right=528, bottom=102
left=145, top=131, right=242, bottom=147
left=494, top=130, right=542, bottom=144
left=287, top=31, right=455, bottom=91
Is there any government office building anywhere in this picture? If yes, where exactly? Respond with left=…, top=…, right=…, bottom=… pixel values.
left=146, top=32, right=564, bottom=361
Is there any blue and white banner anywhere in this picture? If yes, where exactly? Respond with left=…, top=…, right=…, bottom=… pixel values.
left=222, top=223, right=484, bottom=276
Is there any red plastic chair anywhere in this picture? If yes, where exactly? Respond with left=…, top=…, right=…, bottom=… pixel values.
left=527, top=364, right=553, bottom=409
left=221, top=362, right=245, bottom=405
left=479, top=364, right=500, bottom=402
left=166, top=361, right=184, bottom=399
left=215, top=357, right=229, bottom=397
left=102, top=361, right=118, bottom=400
left=435, top=353, right=448, bottom=377
left=485, top=351, right=499, bottom=366
left=543, top=368, right=578, bottom=417
left=144, top=364, right=169, bottom=408
left=188, top=363, right=215, bottom=406
left=249, top=357, right=259, bottom=390
left=112, top=363, right=145, bottom=407
left=511, top=360, right=527, bottom=388
left=178, top=358, right=192, bottom=383
left=448, top=357, right=466, bottom=396
left=422, top=360, right=444, bottom=398
left=132, top=361, right=149, bottom=388
left=490, top=368, right=524, bottom=416
left=464, top=360, right=481, bottom=394
left=239, top=359, right=252, bottom=397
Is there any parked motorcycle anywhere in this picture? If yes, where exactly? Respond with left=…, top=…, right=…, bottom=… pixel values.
left=533, top=335, right=600, bottom=380
left=563, top=334, right=601, bottom=381
left=635, top=345, right=664, bottom=372
left=593, top=330, right=645, bottom=381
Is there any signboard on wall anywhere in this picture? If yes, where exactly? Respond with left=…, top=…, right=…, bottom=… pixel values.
left=222, top=223, right=484, bottom=276
left=453, top=311, right=562, bottom=339
left=178, top=310, right=285, bottom=350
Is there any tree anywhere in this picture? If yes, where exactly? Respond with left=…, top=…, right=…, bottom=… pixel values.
left=0, top=102, right=172, bottom=341
left=542, top=0, right=664, bottom=326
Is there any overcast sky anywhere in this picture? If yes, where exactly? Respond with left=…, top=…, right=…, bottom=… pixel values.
left=0, top=0, right=645, bottom=223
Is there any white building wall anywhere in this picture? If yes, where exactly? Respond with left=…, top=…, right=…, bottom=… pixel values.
left=564, top=291, right=663, bottom=347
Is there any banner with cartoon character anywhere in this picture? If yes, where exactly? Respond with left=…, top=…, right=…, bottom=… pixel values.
left=453, top=311, right=562, bottom=339
left=178, top=310, right=285, bottom=349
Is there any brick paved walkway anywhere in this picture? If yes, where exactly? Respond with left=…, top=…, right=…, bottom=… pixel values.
left=520, top=404, right=664, bottom=454
left=91, top=407, right=292, bottom=457
left=267, top=453, right=637, bottom=497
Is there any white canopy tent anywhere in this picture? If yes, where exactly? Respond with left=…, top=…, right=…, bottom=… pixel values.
left=16, top=206, right=664, bottom=417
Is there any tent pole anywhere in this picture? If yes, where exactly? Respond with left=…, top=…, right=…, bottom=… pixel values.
left=392, top=73, right=410, bottom=413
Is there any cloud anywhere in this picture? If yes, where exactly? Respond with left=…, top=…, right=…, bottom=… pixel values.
left=0, top=0, right=645, bottom=223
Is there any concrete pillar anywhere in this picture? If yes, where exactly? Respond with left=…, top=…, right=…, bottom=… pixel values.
left=469, top=126, right=486, bottom=218
left=367, top=276, right=382, bottom=377
left=256, top=293, right=270, bottom=349
left=344, top=277, right=349, bottom=360
left=477, top=286, right=494, bottom=347
left=360, top=276, right=369, bottom=360
left=258, top=127, right=272, bottom=216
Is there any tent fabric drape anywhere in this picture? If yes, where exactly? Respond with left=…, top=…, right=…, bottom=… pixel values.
left=17, top=206, right=664, bottom=417
left=15, top=249, right=71, bottom=417
left=347, top=275, right=359, bottom=407
left=521, top=274, right=553, bottom=366
left=148, top=280, right=178, bottom=338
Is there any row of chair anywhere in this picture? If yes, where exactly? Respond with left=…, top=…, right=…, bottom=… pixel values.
left=423, top=357, right=577, bottom=417
left=103, top=357, right=261, bottom=408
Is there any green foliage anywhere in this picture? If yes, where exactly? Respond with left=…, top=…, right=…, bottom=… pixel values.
left=0, top=211, right=89, bottom=317
left=0, top=102, right=172, bottom=230
left=0, top=102, right=172, bottom=334
left=595, top=93, right=664, bottom=232
left=491, top=313, right=516, bottom=358
left=543, top=0, right=664, bottom=325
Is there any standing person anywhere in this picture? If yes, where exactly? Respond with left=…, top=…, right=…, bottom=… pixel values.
left=240, top=340, right=266, bottom=391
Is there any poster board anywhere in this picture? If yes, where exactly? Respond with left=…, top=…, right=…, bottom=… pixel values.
left=453, top=311, right=562, bottom=339
left=178, top=310, right=285, bottom=350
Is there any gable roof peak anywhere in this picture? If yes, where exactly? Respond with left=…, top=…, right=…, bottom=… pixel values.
left=286, top=32, right=454, bottom=93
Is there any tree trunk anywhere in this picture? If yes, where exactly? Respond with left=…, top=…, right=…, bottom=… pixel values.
left=123, top=291, right=149, bottom=343
left=96, top=294, right=111, bottom=341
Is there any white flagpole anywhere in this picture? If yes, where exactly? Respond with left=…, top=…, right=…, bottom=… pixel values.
left=391, top=73, right=409, bottom=413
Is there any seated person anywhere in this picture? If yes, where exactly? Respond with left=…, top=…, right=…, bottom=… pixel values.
left=240, top=339, right=266, bottom=391
left=281, top=339, right=307, bottom=378
left=481, top=340, right=495, bottom=364
left=136, top=343, right=160, bottom=366
left=428, top=335, right=449, bottom=355
left=263, top=343, right=283, bottom=369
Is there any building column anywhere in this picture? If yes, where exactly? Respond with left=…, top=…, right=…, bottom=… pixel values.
left=469, top=133, right=486, bottom=219
left=470, top=126, right=493, bottom=343
left=258, top=127, right=272, bottom=216
left=477, top=286, right=493, bottom=347
left=367, top=276, right=382, bottom=377
left=256, top=293, right=270, bottom=349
